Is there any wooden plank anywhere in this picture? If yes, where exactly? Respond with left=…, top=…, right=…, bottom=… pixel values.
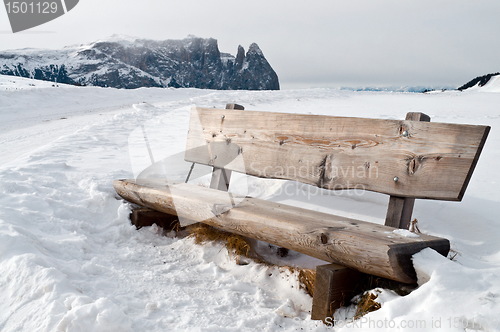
left=460, top=123, right=490, bottom=199
left=208, top=103, right=242, bottom=191
left=385, top=112, right=430, bottom=228
left=225, top=103, right=245, bottom=110
left=405, top=112, right=431, bottom=123
left=210, top=168, right=232, bottom=191
left=113, top=179, right=450, bottom=283
left=311, top=264, right=362, bottom=322
left=185, top=107, right=490, bottom=201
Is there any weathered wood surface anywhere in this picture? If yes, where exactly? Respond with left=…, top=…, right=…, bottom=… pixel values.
left=385, top=196, right=416, bottom=229
left=385, top=112, right=430, bottom=228
left=129, top=207, right=180, bottom=230
left=208, top=103, right=242, bottom=192
left=185, top=107, right=489, bottom=201
left=209, top=167, right=231, bottom=191
left=311, top=264, right=362, bottom=321
left=113, top=179, right=450, bottom=283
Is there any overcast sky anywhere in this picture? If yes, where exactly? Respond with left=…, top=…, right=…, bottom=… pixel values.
left=1, top=0, right=499, bottom=89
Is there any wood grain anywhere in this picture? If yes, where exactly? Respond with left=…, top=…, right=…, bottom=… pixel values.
left=185, top=107, right=490, bottom=201
left=311, top=264, right=362, bottom=321
left=385, top=196, right=415, bottom=228
left=385, top=112, right=430, bottom=228
left=207, top=103, right=241, bottom=192
left=113, top=179, right=450, bottom=283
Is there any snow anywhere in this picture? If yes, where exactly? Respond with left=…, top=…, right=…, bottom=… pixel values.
left=0, top=75, right=75, bottom=90
left=464, top=74, right=500, bottom=93
left=1, top=74, right=500, bottom=331
left=0, top=41, right=141, bottom=87
left=391, top=229, right=420, bottom=238
left=220, top=53, right=236, bottom=66
left=478, top=75, right=500, bottom=93
left=98, top=34, right=140, bottom=46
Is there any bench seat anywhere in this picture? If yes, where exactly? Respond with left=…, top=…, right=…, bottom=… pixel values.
left=114, top=178, right=450, bottom=284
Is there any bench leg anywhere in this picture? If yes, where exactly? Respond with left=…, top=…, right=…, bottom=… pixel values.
left=385, top=196, right=415, bottom=229
left=311, top=264, right=362, bottom=322
left=129, top=207, right=180, bottom=231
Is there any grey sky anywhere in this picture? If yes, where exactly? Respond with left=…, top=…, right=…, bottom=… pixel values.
left=1, top=0, right=499, bottom=89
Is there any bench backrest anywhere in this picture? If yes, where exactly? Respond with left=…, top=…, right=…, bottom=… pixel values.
left=185, top=107, right=489, bottom=202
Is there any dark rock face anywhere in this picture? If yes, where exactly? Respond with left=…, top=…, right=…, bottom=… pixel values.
left=0, top=37, right=280, bottom=90
left=458, top=72, right=500, bottom=91
left=226, top=43, right=280, bottom=90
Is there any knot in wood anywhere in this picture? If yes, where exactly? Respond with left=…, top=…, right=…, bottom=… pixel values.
left=320, top=233, right=329, bottom=244
left=398, top=124, right=411, bottom=138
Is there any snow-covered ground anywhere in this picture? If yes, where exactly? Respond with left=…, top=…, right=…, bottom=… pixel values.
left=1, top=74, right=500, bottom=331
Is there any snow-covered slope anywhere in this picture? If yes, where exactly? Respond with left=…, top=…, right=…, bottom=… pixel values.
left=1, top=79, right=500, bottom=331
left=458, top=72, right=500, bottom=92
left=471, top=74, right=500, bottom=92
left=0, top=74, right=76, bottom=90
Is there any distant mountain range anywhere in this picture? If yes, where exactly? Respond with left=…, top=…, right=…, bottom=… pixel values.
left=0, top=36, right=280, bottom=90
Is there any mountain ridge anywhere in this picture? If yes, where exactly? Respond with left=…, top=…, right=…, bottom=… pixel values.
left=458, top=72, right=500, bottom=91
left=0, top=36, right=280, bottom=90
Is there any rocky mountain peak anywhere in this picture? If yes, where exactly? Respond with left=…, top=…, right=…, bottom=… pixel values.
left=0, top=36, right=280, bottom=90
left=247, top=43, right=263, bottom=56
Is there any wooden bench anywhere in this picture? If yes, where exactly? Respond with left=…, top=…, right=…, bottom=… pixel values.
left=114, top=103, right=489, bottom=321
